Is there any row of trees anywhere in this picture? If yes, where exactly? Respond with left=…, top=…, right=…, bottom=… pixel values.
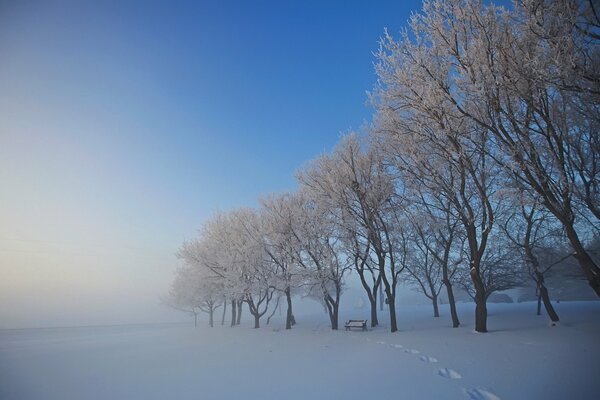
left=168, top=0, right=599, bottom=333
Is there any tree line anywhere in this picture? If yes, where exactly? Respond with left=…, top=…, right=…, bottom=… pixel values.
left=167, top=0, right=599, bottom=333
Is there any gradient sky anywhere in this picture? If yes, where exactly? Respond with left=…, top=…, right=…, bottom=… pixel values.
left=0, top=0, right=422, bottom=328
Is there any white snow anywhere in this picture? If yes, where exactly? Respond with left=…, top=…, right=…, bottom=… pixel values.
left=1, top=301, right=599, bottom=400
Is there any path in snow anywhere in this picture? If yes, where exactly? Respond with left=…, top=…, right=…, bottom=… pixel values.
left=361, top=336, right=470, bottom=395
left=362, top=335, right=502, bottom=400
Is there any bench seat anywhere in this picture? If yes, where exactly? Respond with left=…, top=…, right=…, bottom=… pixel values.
left=344, top=319, right=367, bottom=331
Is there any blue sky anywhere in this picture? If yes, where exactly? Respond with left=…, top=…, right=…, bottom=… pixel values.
left=0, top=0, right=422, bottom=327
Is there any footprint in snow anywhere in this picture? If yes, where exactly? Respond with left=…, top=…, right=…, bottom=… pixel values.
left=404, top=348, right=420, bottom=354
left=437, top=368, right=462, bottom=379
left=463, top=388, right=500, bottom=400
left=390, top=344, right=403, bottom=349
left=375, top=341, right=386, bottom=345
left=419, top=355, right=438, bottom=363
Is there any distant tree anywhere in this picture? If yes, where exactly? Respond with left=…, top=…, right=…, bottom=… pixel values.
left=403, top=189, right=464, bottom=327
left=165, top=265, right=222, bottom=327
left=501, top=193, right=563, bottom=322
left=220, top=295, right=227, bottom=326
left=405, top=215, right=446, bottom=318
left=455, top=231, right=526, bottom=302
left=179, top=212, right=243, bottom=327
left=179, top=208, right=279, bottom=329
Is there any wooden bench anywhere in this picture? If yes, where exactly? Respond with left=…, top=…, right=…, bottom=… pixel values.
left=344, top=319, right=367, bottom=331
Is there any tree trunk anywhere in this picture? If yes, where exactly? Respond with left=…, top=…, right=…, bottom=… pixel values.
left=230, top=300, right=237, bottom=327
left=194, top=312, right=197, bottom=328
left=539, top=283, right=559, bottom=322
left=236, top=300, right=243, bottom=325
left=324, top=296, right=339, bottom=330
left=285, top=287, right=294, bottom=330
left=473, top=292, right=487, bottom=333
left=330, top=303, right=339, bottom=330
left=524, top=227, right=560, bottom=322
left=471, top=266, right=488, bottom=333
left=432, top=294, right=440, bottom=318
left=379, top=284, right=384, bottom=311
left=370, top=298, right=378, bottom=328
left=357, top=270, right=379, bottom=327
left=388, top=297, right=397, bottom=332
left=266, top=296, right=280, bottom=325
left=209, top=308, right=214, bottom=327
left=384, top=281, right=398, bottom=332
left=221, top=300, right=227, bottom=325
left=443, top=279, right=460, bottom=328
left=254, top=314, right=260, bottom=329
left=475, top=296, right=487, bottom=333
left=563, top=221, right=600, bottom=296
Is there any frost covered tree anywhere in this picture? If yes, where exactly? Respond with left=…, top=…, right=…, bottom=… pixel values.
left=166, top=265, right=222, bottom=328
left=230, top=208, right=277, bottom=329
left=260, top=193, right=305, bottom=329
left=297, top=134, right=407, bottom=332
left=179, top=209, right=278, bottom=329
left=371, top=105, right=501, bottom=332
left=374, top=0, right=600, bottom=297
left=286, top=190, right=351, bottom=330
left=179, top=212, right=244, bottom=327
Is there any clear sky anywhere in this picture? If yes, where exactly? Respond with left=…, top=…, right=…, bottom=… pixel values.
left=0, top=0, right=422, bottom=328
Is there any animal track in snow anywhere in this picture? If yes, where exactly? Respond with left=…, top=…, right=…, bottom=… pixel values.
left=404, top=348, right=420, bottom=354
left=437, top=368, right=462, bottom=379
left=419, top=355, right=438, bottom=363
left=375, top=341, right=386, bottom=345
left=390, top=344, right=403, bottom=349
left=463, top=388, right=500, bottom=400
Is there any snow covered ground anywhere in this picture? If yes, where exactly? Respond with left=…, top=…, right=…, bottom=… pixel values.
left=1, top=301, right=599, bottom=400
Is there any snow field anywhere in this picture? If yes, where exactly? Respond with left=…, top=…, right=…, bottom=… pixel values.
left=1, top=301, right=599, bottom=400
